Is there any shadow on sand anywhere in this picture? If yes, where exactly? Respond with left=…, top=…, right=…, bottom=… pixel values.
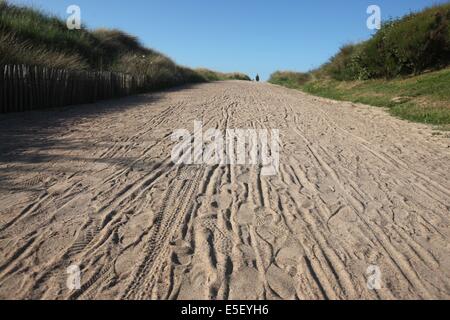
left=0, top=84, right=202, bottom=193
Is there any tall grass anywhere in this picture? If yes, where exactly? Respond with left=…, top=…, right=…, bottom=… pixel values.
left=0, top=32, right=87, bottom=69
left=0, top=1, right=99, bottom=68
left=0, top=1, right=249, bottom=91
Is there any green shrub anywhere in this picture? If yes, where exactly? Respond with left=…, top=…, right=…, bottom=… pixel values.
left=316, top=3, right=450, bottom=80
left=320, top=44, right=373, bottom=80
left=384, top=5, right=450, bottom=75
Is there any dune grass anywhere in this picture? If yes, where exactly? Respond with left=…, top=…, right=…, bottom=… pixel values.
left=195, top=68, right=251, bottom=81
left=0, top=1, right=249, bottom=92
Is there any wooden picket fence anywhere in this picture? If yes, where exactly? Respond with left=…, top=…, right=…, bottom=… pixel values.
left=0, top=65, right=147, bottom=113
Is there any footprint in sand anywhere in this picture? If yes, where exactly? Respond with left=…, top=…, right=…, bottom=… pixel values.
left=235, top=205, right=279, bottom=227
left=170, top=239, right=194, bottom=266
left=236, top=169, right=252, bottom=184
left=229, top=267, right=264, bottom=300
left=275, top=243, right=305, bottom=276
left=176, top=167, right=198, bottom=181
left=235, top=203, right=255, bottom=226
left=266, top=264, right=297, bottom=300
left=301, top=199, right=315, bottom=210
left=196, top=192, right=233, bottom=210
left=195, top=215, right=234, bottom=255
left=222, top=183, right=244, bottom=195
left=195, top=214, right=217, bottom=230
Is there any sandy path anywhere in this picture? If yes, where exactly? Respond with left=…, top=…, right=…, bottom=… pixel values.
left=0, top=81, right=449, bottom=300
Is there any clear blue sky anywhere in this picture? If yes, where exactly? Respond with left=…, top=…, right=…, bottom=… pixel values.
left=10, top=0, right=448, bottom=80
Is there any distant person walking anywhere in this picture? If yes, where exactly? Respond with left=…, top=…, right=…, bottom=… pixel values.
left=255, top=74, right=260, bottom=82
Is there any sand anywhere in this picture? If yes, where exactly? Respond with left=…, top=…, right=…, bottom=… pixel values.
left=0, top=81, right=449, bottom=300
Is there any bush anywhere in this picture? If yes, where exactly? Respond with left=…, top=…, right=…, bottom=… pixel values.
left=383, top=6, right=450, bottom=75
left=320, top=44, right=369, bottom=80
left=317, top=3, right=450, bottom=80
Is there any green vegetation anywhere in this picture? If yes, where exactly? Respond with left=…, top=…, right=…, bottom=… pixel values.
left=318, top=3, right=450, bottom=81
left=270, top=67, right=450, bottom=128
left=269, top=3, right=450, bottom=127
left=195, top=68, right=251, bottom=81
left=302, top=68, right=450, bottom=127
left=267, top=71, right=311, bottom=89
left=0, top=1, right=249, bottom=91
